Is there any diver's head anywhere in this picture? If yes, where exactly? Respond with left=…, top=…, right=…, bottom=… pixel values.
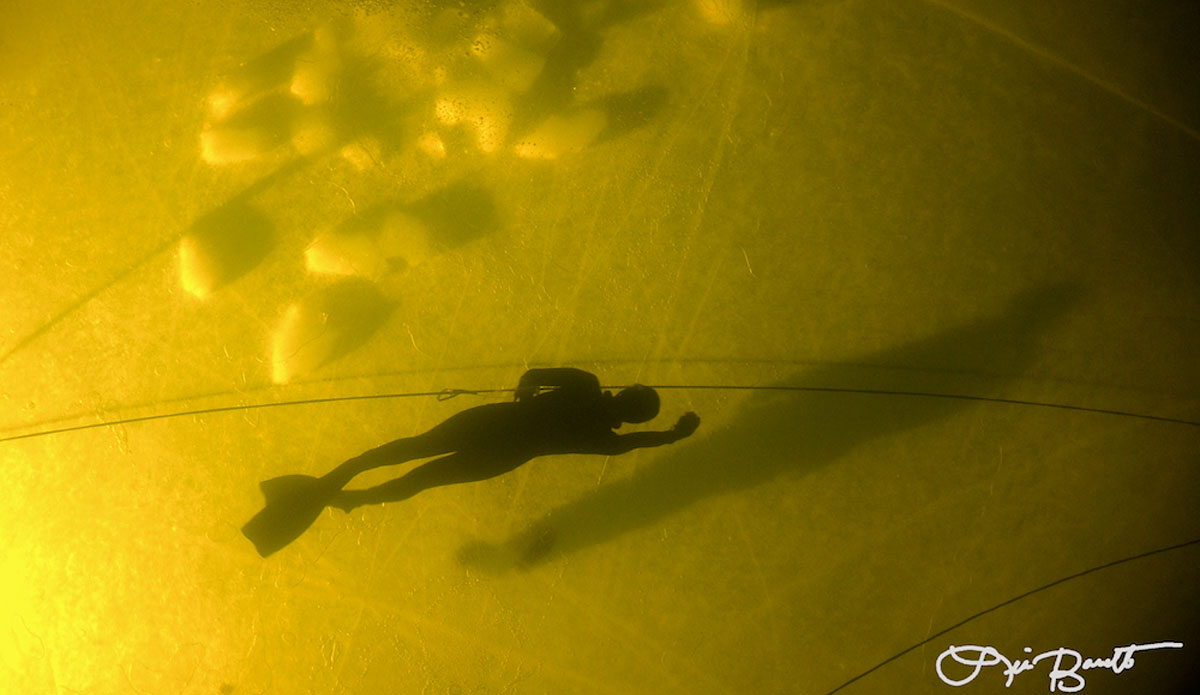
left=612, top=384, right=660, bottom=424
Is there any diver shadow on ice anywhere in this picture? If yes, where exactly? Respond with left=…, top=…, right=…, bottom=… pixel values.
left=242, top=367, right=699, bottom=557
left=456, top=283, right=1084, bottom=571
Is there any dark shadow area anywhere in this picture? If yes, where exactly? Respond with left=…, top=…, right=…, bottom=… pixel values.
left=202, top=5, right=673, bottom=172
left=305, top=182, right=497, bottom=278
left=243, top=368, right=698, bottom=557
left=531, top=0, right=668, bottom=33
left=205, top=91, right=304, bottom=151
left=513, top=0, right=669, bottom=135
left=272, top=277, right=395, bottom=383
left=178, top=160, right=310, bottom=298
left=201, top=31, right=317, bottom=165
left=302, top=278, right=394, bottom=368
left=319, top=50, right=416, bottom=160
left=408, top=180, right=497, bottom=248
left=180, top=198, right=274, bottom=298
left=515, top=26, right=601, bottom=129
left=456, top=283, right=1084, bottom=571
left=212, top=33, right=315, bottom=109
left=203, top=21, right=414, bottom=165
left=593, top=85, right=669, bottom=143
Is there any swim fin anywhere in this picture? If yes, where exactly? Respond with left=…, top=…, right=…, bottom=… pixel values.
left=242, top=474, right=338, bottom=558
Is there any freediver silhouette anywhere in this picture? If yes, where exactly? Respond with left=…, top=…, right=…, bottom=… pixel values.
left=242, top=368, right=700, bottom=557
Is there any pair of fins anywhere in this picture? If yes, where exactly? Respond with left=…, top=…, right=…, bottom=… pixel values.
left=241, top=474, right=339, bottom=557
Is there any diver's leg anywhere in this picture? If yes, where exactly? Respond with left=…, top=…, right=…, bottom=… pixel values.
left=319, top=404, right=508, bottom=489
left=320, top=434, right=442, bottom=489
left=330, top=452, right=525, bottom=511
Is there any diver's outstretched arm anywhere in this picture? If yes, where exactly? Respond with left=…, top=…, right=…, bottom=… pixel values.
left=591, top=412, right=701, bottom=456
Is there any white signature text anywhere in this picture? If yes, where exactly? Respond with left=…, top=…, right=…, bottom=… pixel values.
left=936, top=642, right=1183, bottom=692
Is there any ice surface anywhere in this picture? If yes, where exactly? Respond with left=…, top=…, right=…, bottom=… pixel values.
left=2, top=0, right=1199, bottom=693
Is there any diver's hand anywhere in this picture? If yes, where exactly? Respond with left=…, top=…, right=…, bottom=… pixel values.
left=672, top=412, right=700, bottom=440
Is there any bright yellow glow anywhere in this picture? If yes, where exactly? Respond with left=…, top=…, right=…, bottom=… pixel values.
left=270, top=303, right=307, bottom=384
left=305, top=211, right=432, bottom=280
left=416, top=131, right=447, bottom=159
left=514, top=109, right=607, bottom=160
left=339, top=137, right=381, bottom=169
left=178, top=235, right=214, bottom=298
left=305, top=232, right=382, bottom=278
left=199, top=125, right=276, bottom=164
left=205, top=88, right=240, bottom=121
left=290, top=27, right=342, bottom=105
left=0, top=553, right=38, bottom=668
left=693, top=0, right=746, bottom=26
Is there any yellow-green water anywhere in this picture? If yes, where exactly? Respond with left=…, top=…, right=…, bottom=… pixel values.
left=2, top=1, right=1198, bottom=693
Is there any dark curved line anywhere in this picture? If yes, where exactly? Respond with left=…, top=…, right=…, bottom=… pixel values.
left=0, top=357, right=988, bottom=438
left=0, top=389, right=511, bottom=444
left=646, top=385, right=1200, bottom=427
left=0, top=237, right=178, bottom=366
left=1, top=384, right=1196, bottom=445
left=824, top=537, right=1200, bottom=695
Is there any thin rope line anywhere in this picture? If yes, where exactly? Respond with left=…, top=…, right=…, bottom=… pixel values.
left=0, top=389, right=509, bottom=444
left=824, top=536, right=1200, bottom=694
left=644, top=385, right=1200, bottom=427
left=0, top=384, right=1195, bottom=445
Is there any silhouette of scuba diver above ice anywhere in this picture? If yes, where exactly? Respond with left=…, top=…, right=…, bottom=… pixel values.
left=242, top=368, right=700, bottom=557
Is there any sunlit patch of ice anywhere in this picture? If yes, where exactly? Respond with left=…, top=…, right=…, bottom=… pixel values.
left=199, top=92, right=300, bottom=164
left=305, top=210, right=433, bottom=280
left=270, top=279, right=392, bottom=384
left=204, top=33, right=315, bottom=120
left=339, top=138, right=382, bottom=170
left=513, top=109, right=607, bottom=160
left=416, top=131, right=447, bottom=159
left=178, top=202, right=273, bottom=298
left=178, top=236, right=216, bottom=299
left=199, top=126, right=278, bottom=164
left=206, top=88, right=241, bottom=122
left=693, top=0, right=748, bottom=25
left=290, top=57, right=339, bottom=106
left=290, top=26, right=343, bottom=105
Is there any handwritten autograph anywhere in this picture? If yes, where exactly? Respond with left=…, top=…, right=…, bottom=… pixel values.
left=936, top=642, right=1183, bottom=692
